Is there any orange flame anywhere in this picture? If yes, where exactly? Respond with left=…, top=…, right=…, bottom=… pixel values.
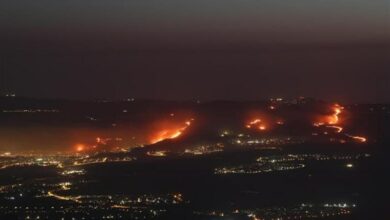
left=328, top=104, right=343, bottom=125
left=313, top=104, right=368, bottom=143
left=314, top=104, right=344, bottom=126
left=347, top=135, right=367, bottom=143
left=149, top=119, right=194, bottom=144
left=259, top=125, right=266, bottom=130
left=326, top=125, right=343, bottom=133
left=75, top=144, right=85, bottom=152
left=246, top=118, right=267, bottom=131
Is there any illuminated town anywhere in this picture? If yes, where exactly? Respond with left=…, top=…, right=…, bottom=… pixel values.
left=194, top=202, right=357, bottom=220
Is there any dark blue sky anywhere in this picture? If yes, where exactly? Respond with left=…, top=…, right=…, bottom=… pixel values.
left=1, top=0, right=389, bottom=102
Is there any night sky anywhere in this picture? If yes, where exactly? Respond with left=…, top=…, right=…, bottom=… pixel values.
left=1, top=0, right=389, bottom=102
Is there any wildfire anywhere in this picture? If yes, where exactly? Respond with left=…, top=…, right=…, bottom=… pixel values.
left=315, top=104, right=344, bottom=126
left=313, top=104, right=344, bottom=133
left=75, top=144, right=85, bottom=152
left=249, top=119, right=261, bottom=126
left=326, top=125, right=343, bottom=133
left=149, top=119, right=194, bottom=144
left=329, top=104, right=343, bottom=125
left=313, top=103, right=368, bottom=143
left=246, top=118, right=267, bottom=131
left=347, top=135, right=367, bottom=143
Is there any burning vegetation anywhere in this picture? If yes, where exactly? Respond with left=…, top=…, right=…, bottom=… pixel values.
left=149, top=118, right=195, bottom=144
left=0, top=98, right=372, bottom=155
left=71, top=102, right=368, bottom=154
left=313, top=104, right=367, bottom=143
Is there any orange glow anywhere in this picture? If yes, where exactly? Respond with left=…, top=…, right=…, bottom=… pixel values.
left=259, top=125, right=266, bottom=130
left=314, top=104, right=344, bottom=126
left=149, top=119, right=194, bottom=144
left=75, top=144, right=85, bottom=152
left=249, top=119, right=261, bottom=125
left=246, top=118, right=267, bottom=131
left=328, top=105, right=342, bottom=125
left=313, top=104, right=348, bottom=138
left=347, top=135, right=367, bottom=143
left=326, top=125, right=343, bottom=133
left=313, top=104, right=368, bottom=143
